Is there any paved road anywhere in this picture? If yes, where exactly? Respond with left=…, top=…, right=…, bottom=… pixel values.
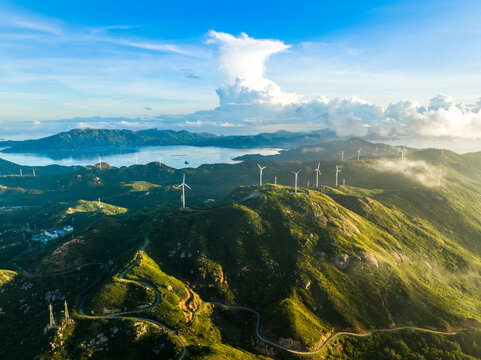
left=191, top=302, right=462, bottom=355
left=11, top=219, right=465, bottom=358
left=77, top=224, right=187, bottom=360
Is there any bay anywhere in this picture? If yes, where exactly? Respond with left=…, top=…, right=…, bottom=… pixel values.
left=0, top=145, right=282, bottom=169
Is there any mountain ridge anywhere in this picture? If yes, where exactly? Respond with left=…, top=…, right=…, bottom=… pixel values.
left=0, top=128, right=338, bottom=153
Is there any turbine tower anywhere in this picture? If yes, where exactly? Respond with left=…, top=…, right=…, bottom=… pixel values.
left=314, top=163, right=321, bottom=187
left=64, top=300, right=73, bottom=324
left=175, top=173, right=191, bottom=208
left=341, top=151, right=344, bottom=161
left=292, top=169, right=301, bottom=194
left=375, top=145, right=378, bottom=158
left=98, top=155, right=102, bottom=170
left=335, top=165, right=341, bottom=187
left=257, top=164, right=267, bottom=186
left=357, top=148, right=361, bottom=162
left=32, top=168, right=36, bottom=177
left=48, top=303, right=56, bottom=328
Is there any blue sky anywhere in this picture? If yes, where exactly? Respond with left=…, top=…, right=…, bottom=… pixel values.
left=1, top=0, right=481, bottom=141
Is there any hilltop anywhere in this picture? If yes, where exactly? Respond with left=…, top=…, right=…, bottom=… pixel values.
left=146, top=182, right=481, bottom=350
left=0, top=128, right=337, bottom=153
left=234, top=138, right=410, bottom=162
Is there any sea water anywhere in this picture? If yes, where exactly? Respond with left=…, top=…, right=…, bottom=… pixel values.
left=0, top=145, right=281, bottom=169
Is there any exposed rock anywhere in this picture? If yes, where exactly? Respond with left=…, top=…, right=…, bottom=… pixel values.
left=359, top=251, right=379, bottom=268
left=334, top=254, right=350, bottom=269
left=391, top=251, right=402, bottom=263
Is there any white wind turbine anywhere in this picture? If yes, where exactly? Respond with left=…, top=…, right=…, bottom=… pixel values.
left=314, top=163, right=321, bottom=188
left=357, top=148, right=361, bottom=162
left=341, top=151, right=344, bottom=161
left=98, top=155, right=102, bottom=170
left=335, top=165, right=341, bottom=187
left=292, top=169, right=301, bottom=193
left=257, top=164, right=267, bottom=186
left=175, top=173, right=191, bottom=208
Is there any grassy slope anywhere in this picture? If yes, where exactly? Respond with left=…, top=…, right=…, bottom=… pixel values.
left=147, top=171, right=481, bottom=351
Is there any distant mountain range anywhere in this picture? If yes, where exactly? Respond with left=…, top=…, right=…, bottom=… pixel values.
left=0, top=128, right=338, bottom=153
left=234, top=138, right=410, bottom=162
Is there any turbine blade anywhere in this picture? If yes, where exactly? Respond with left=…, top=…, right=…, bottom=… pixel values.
left=185, top=184, right=191, bottom=190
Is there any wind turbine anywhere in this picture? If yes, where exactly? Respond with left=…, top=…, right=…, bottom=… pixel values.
left=257, top=164, right=267, bottom=186
left=32, top=168, right=36, bottom=177
left=314, top=163, right=321, bottom=187
left=341, top=151, right=344, bottom=161
left=175, top=173, right=191, bottom=208
left=292, top=169, right=301, bottom=193
left=357, top=148, right=361, bottom=161
left=375, top=145, right=378, bottom=158
left=98, top=155, right=102, bottom=170
left=335, top=165, right=341, bottom=187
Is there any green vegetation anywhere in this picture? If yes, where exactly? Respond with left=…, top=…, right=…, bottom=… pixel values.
left=1, top=139, right=481, bottom=359
left=148, top=180, right=481, bottom=350
left=327, top=329, right=481, bottom=360
left=0, top=128, right=335, bottom=154
left=82, top=281, right=155, bottom=316
left=65, top=200, right=128, bottom=216
left=38, top=318, right=182, bottom=360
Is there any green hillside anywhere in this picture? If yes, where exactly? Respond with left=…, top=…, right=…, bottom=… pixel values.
left=1, top=140, right=481, bottom=359
left=0, top=128, right=336, bottom=153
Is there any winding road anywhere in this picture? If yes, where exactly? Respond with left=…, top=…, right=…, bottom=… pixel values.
left=192, top=301, right=461, bottom=355
left=77, top=225, right=187, bottom=360
left=13, top=223, right=464, bottom=359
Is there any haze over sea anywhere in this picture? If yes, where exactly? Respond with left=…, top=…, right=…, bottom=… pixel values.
left=0, top=146, right=281, bottom=169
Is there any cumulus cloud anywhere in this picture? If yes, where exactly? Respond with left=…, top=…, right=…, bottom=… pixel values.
left=208, top=31, right=301, bottom=105
left=199, top=32, right=481, bottom=141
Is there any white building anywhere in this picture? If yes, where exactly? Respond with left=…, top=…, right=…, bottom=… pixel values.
left=44, top=230, right=58, bottom=240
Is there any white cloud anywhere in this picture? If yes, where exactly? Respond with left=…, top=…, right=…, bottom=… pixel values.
left=367, top=159, right=438, bottom=187
left=2, top=14, right=63, bottom=36
left=208, top=31, right=301, bottom=105
left=189, top=32, right=481, bottom=141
